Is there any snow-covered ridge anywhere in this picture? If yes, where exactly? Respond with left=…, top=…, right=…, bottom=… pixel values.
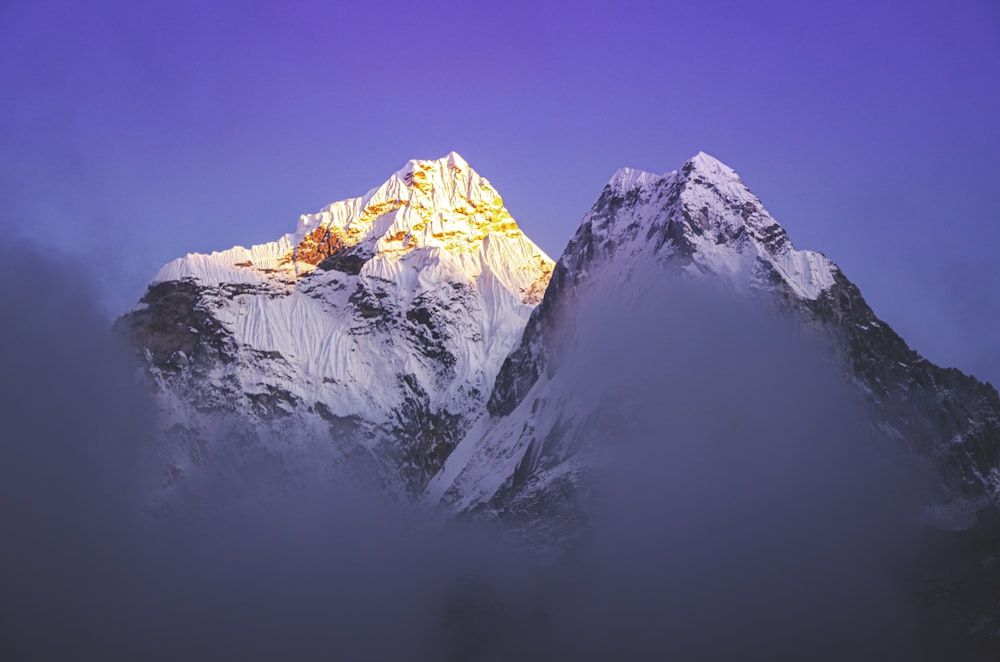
left=589, top=151, right=837, bottom=300
left=154, top=151, right=551, bottom=298
left=682, top=152, right=836, bottom=299
left=608, top=166, right=667, bottom=193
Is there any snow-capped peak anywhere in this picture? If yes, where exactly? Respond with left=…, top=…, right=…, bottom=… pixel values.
left=677, top=153, right=835, bottom=299
left=576, top=152, right=837, bottom=301
left=131, top=153, right=556, bottom=498
left=608, top=153, right=739, bottom=195
left=153, top=152, right=552, bottom=299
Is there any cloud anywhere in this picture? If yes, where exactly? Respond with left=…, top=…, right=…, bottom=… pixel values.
left=0, top=246, right=944, bottom=660
left=535, top=283, right=926, bottom=659
left=0, top=242, right=538, bottom=660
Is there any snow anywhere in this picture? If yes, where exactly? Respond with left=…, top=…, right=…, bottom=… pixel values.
left=687, top=150, right=741, bottom=181
left=590, top=152, right=838, bottom=300
left=140, top=153, right=554, bottom=496
left=144, top=150, right=843, bottom=510
left=135, top=150, right=996, bottom=542
left=609, top=167, right=664, bottom=193
left=425, top=151, right=843, bottom=513
left=155, top=152, right=547, bottom=288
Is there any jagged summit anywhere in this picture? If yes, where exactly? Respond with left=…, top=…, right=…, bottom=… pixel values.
left=609, top=152, right=737, bottom=194
left=154, top=152, right=551, bottom=300
left=564, top=152, right=836, bottom=301
left=607, top=166, right=662, bottom=193
left=395, top=150, right=469, bottom=180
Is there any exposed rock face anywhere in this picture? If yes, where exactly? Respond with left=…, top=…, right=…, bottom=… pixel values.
left=117, top=152, right=553, bottom=498
left=799, top=271, right=1000, bottom=510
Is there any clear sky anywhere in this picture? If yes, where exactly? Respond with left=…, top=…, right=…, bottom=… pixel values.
left=2, top=0, right=998, bottom=385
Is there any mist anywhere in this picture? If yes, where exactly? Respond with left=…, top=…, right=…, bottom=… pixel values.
left=0, top=243, right=547, bottom=661
left=530, top=283, right=927, bottom=660
left=0, top=245, right=948, bottom=660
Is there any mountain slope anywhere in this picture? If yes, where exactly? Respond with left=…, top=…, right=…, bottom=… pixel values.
left=118, top=152, right=553, bottom=497
left=426, top=152, right=1000, bottom=533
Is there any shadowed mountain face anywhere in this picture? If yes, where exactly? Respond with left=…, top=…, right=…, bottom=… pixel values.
left=433, top=152, right=999, bottom=529
left=419, top=152, right=1000, bottom=657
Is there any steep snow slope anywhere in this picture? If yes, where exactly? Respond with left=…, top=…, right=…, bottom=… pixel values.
left=119, top=152, right=553, bottom=497
left=426, top=152, right=1000, bottom=533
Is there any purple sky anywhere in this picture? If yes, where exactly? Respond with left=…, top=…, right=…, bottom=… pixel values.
left=2, top=0, right=998, bottom=386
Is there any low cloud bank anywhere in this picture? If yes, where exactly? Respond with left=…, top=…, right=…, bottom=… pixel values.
left=0, top=248, right=944, bottom=660
left=538, top=284, right=926, bottom=660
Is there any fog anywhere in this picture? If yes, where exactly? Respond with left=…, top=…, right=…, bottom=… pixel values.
left=537, top=285, right=926, bottom=660
left=0, top=245, right=940, bottom=660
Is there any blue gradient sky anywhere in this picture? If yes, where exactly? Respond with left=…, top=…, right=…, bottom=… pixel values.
left=2, top=0, right=998, bottom=385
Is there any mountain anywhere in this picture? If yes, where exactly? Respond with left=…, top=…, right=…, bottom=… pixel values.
left=117, top=152, right=553, bottom=498
left=118, top=150, right=1000, bottom=653
left=120, top=150, right=999, bottom=522
left=425, top=152, right=1000, bottom=536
